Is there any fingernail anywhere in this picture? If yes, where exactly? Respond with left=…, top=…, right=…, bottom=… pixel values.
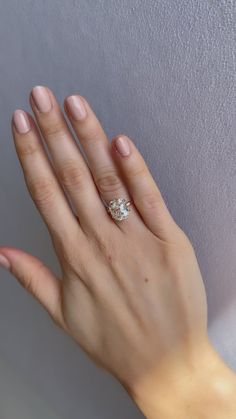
left=66, top=95, right=87, bottom=121
left=115, top=136, right=130, bottom=157
left=31, top=86, right=52, bottom=113
left=0, top=254, right=10, bottom=270
left=13, top=110, right=31, bottom=134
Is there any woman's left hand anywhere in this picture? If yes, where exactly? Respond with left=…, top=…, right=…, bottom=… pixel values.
left=1, top=86, right=233, bottom=419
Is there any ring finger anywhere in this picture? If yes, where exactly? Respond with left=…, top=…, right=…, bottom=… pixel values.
left=64, top=94, right=142, bottom=229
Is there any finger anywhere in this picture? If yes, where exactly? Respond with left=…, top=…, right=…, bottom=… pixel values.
left=29, top=86, right=107, bottom=230
left=12, top=110, right=79, bottom=242
left=64, top=95, right=141, bottom=229
left=0, top=247, right=66, bottom=328
left=111, top=135, right=182, bottom=241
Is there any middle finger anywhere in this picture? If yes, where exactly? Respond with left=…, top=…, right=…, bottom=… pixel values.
left=29, top=85, right=107, bottom=231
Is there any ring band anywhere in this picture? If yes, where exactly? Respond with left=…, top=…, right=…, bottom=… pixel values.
left=107, top=198, right=131, bottom=221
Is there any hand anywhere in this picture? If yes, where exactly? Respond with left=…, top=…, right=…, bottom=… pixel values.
left=1, top=86, right=236, bottom=418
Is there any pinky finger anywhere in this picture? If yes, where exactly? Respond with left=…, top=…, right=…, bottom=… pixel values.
left=0, top=247, right=66, bottom=328
left=112, top=135, right=182, bottom=242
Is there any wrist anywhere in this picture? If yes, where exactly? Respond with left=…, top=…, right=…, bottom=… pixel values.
left=126, top=338, right=236, bottom=419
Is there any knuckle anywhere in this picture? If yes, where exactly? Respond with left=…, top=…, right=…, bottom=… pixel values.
left=60, top=246, right=78, bottom=270
left=139, top=192, right=161, bottom=211
left=79, top=121, right=104, bottom=145
left=126, top=166, right=147, bottom=180
left=21, top=261, right=46, bottom=296
left=23, top=275, right=35, bottom=294
left=19, top=268, right=37, bottom=294
left=96, top=169, right=122, bottom=194
left=27, top=177, right=56, bottom=206
left=17, top=141, right=38, bottom=157
left=92, top=230, right=117, bottom=265
left=42, top=119, right=67, bottom=139
left=58, top=160, right=86, bottom=190
left=52, top=233, right=81, bottom=271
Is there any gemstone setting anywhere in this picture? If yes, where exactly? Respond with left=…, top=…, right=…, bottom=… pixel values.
left=107, top=198, right=131, bottom=221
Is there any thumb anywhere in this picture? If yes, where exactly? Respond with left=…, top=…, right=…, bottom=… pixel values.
left=0, top=247, right=64, bottom=327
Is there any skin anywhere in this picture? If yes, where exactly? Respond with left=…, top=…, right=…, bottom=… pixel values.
left=0, top=86, right=236, bottom=418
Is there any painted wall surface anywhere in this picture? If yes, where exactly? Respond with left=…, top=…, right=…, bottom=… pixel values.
left=0, top=354, right=60, bottom=419
left=0, top=1, right=235, bottom=418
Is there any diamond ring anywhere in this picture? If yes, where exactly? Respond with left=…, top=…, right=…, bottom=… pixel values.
left=107, top=198, right=131, bottom=221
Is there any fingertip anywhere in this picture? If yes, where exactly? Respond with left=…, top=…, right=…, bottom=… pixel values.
left=0, top=246, right=26, bottom=260
left=64, top=94, right=87, bottom=121
left=112, top=135, right=131, bottom=157
left=0, top=246, right=24, bottom=270
left=12, top=109, right=31, bottom=134
left=30, top=85, right=53, bottom=114
left=0, top=253, right=10, bottom=270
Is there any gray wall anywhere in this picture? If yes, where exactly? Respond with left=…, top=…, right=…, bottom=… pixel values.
left=0, top=1, right=235, bottom=418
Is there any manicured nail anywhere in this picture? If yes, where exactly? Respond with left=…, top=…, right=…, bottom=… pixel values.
left=0, top=254, right=10, bottom=270
left=115, top=136, right=130, bottom=157
left=66, top=95, right=87, bottom=121
left=31, top=86, right=52, bottom=113
left=13, top=110, right=31, bottom=134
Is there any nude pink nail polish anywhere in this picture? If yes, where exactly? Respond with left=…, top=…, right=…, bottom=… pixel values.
left=115, top=136, right=130, bottom=157
left=31, top=86, right=52, bottom=113
left=13, top=110, right=31, bottom=134
left=0, top=254, right=10, bottom=270
left=66, top=95, right=87, bottom=121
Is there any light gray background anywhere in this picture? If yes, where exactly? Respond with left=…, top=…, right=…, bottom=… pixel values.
left=0, top=1, right=235, bottom=418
